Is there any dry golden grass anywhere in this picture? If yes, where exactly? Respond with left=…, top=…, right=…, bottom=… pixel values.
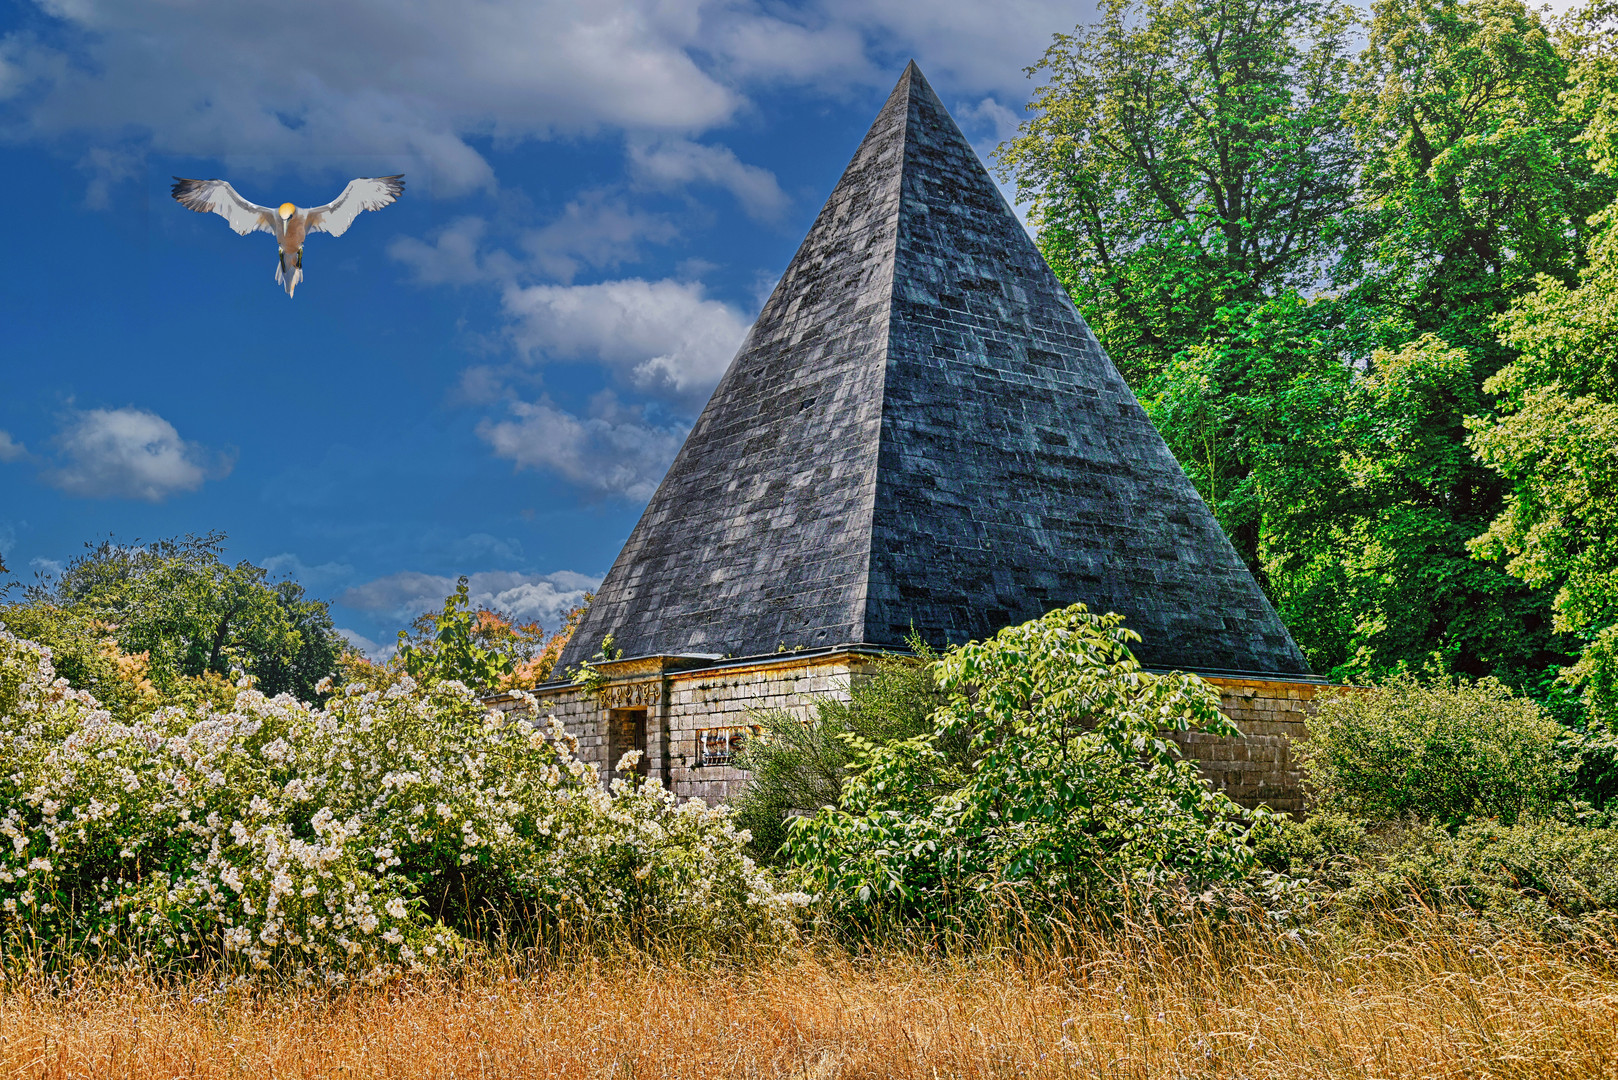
left=4, top=923, right=1617, bottom=1079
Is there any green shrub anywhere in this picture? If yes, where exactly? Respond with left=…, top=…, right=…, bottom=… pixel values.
left=1259, top=811, right=1618, bottom=940
left=1301, top=674, right=1571, bottom=826
left=731, top=647, right=950, bottom=862
left=0, top=628, right=799, bottom=979
left=783, top=606, right=1261, bottom=929
left=1566, top=719, right=1618, bottom=823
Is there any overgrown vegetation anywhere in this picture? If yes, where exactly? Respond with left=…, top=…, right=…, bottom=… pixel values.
left=730, top=639, right=950, bottom=862
left=12, top=575, right=1618, bottom=971
left=9, top=922, right=1618, bottom=1079
left=998, top=0, right=1618, bottom=722
left=0, top=627, right=797, bottom=979
left=784, top=607, right=1264, bottom=928
left=1300, top=674, right=1574, bottom=826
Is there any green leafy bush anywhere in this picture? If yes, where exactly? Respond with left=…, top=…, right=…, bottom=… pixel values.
left=1301, top=674, right=1571, bottom=827
left=1259, top=812, right=1618, bottom=940
left=395, top=576, right=516, bottom=692
left=1568, top=719, right=1618, bottom=822
left=0, top=627, right=799, bottom=979
left=783, top=606, right=1261, bottom=928
left=731, top=646, right=950, bottom=862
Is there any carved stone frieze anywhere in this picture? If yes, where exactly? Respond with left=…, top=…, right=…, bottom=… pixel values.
left=601, top=679, right=662, bottom=709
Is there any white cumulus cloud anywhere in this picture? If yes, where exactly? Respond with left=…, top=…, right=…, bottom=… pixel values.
left=42, top=407, right=232, bottom=502
left=0, top=430, right=26, bottom=463
left=4, top=0, right=1071, bottom=206
left=521, top=192, right=683, bottom=283
left=477, top=392, right=686, bottom=502
left=501, top=277, right=748, bottom=404
left=3, top=0, right=744, bottom=196
left=388, top=194, right=682, bottom=288
left=627, top=137, right=790, bottom=221
left=340, top=568, right=600, bottom=628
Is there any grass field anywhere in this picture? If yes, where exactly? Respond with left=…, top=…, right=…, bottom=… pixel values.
left=5, top=919, right=1616, bottom=1079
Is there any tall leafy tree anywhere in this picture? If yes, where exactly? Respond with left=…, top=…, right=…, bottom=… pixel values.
left=1001, top=0, right=1359, bottom=386
left=29, top=532, right=343, bottom=701
left=999, top=0, right=1359, bottom=576
left=1472, top=3, right=1618, bottom=721
left=1007, top=0, right=1611, bottom=689
left=1270, top=0, right=1613, bottom=683
left=1345, top=0, right=1604, bottom=358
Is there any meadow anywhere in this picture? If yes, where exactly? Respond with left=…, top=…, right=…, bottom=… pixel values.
left=6, top=916, right=1617, bottom=1079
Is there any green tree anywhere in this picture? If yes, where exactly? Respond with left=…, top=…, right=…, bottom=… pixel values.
left=1345, top=0, right=1606, bottom=359
left=1006, top=0, right=1605, bottom=687
left=1467, top=2, right=1618, bottom=732
left=1001, top=0, right=1359, bottom=387
left=999, top=0, right=1360, bottom=577
left=385, top=581, right=591, bottom=694
left=1269, top=333, right=1574, bottom=685
left=1273, top=0, right=1615, bottom=685
left=26, top=532, right=342, bottom=701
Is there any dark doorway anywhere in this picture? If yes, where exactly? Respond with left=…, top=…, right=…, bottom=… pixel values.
left=607, top=707, right=648, bottom=779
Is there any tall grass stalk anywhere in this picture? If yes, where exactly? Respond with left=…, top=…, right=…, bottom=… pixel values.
left=4, top=914, right=1615, bottom=1079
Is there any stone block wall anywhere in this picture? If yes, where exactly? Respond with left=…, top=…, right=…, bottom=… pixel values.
left=663, top=654, right=879, bottom=803
left=1169, top=676, right=1327, bottom=814
left=494, top=650, right=881, bottom=804
left=500, top=655, right=1334, bottom=814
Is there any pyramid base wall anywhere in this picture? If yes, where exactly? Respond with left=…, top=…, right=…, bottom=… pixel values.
left=498, top=659, right=1328, bottom=814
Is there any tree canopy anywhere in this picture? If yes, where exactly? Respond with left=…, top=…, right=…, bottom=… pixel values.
left=1000, top=0, right=1618, bottom=711
left=13, top=532, right=343, bottom=703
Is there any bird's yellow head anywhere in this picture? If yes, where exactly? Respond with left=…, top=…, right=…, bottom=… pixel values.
left=278, top=203, right=296, bottom=220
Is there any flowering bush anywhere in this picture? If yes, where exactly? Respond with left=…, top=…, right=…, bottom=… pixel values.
left=0, top=627, right=798, bottom=979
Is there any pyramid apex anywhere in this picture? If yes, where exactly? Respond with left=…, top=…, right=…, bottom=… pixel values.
left=896, top=59, right=929, bottom=94
left=557, top=63, right=1311, bottom=678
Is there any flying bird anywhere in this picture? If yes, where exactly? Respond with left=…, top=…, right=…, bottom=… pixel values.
left=170, top=175, right=405, bottom=298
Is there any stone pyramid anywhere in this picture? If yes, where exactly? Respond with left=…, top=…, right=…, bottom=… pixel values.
left=558, top=62, right=1310, bottom=677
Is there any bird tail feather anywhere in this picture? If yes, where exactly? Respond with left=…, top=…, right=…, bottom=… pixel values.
left=275, top=253, right=303, bottom=298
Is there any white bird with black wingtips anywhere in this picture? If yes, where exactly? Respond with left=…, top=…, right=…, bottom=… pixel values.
left=171, top=175, right=405, bottom=297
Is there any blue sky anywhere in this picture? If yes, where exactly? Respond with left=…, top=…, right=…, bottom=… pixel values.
left=0, top=0, right=1096, bottom=656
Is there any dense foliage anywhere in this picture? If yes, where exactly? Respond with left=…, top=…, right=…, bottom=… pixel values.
left=7, top=533, right=344, bottom=703
left=730, top=643, right=951, bottom=863
left=1260, top=812, right=1618, bottom=939
left=783, top=607, right=1262, bottom=926
left=1301, top=675, right=1572, bottom=826
left=0, top=627, right=798, bottom=977
left=1000, top=0, right=1618, bottom=710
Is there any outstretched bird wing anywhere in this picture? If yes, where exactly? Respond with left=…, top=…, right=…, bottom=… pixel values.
left=170, top=178, right=278, bottom=236
left=306, top=175, right=405, bottom=238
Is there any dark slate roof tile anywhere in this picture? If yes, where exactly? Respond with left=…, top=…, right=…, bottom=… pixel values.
left=558, top=62, right=1310, bottom=678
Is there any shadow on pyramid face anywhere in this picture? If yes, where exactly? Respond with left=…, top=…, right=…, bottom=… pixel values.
left=558, top=62, right=1311, bottom=680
